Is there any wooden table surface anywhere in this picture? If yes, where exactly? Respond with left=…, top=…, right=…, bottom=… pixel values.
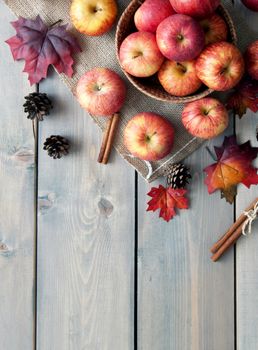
left=0, top=1, right=257, bottom=349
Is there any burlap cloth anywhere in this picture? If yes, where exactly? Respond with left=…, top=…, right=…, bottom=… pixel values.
left=4, top=0, right=256, bottom=181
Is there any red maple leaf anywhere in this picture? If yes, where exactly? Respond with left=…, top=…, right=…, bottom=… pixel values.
left=147, top=185, right=189, bottom=222
left=6, top=16, right=81, bottom=85
left=204, top=135, right=258, bottom=203
left=226, top=77, right=258, bottom=118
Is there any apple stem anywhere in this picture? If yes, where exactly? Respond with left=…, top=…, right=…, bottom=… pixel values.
left=177, top=34, right=184, bottom=41
left=206, top=146, right=217, bottom=161
left=132, top=51, right=143, bottom=59
left=93, top=7, right=103, bottom=12
left=220, top=67, right=228, bottom=75
left=176, top=62, right=187, bottom=73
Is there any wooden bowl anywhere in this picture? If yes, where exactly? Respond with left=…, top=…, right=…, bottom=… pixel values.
left=115, top=0, right=237, bottom=103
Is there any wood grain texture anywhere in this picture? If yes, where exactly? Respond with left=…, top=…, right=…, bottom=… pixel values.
left=37, top=70, right=135, bottom=350
left=235, top=82, right=258, bottom=348
left=236, top=109, right=258, bottom=349
left=138, top=133, right=235, bottom=350
left=235, top=3, right=258, bottom=349
left=0, top=2, right=35, bottom=349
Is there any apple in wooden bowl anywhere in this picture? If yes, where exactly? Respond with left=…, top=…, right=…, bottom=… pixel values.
left=115, top=0, right=237, bottom=103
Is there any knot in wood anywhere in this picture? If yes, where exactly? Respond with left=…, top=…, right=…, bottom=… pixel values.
left=98, top=198, right=113, bottom=217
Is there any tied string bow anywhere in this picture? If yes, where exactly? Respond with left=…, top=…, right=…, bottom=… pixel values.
left=242, top=200, right=258, bottom=236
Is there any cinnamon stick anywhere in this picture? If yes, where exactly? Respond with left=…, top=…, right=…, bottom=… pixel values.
left=102, top=113, right=120, bottom=164
left=210, top=197, right=258, bottom=254
left=97, top=115, right=113, bottom=163
left=97, top=113, right=120, bottom=164
left=211, top=223, right=244, bottom=262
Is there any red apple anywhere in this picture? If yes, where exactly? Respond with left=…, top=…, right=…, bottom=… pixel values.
left=245, top=40, right=258, bottom=80
left=182, top=97, right=229, bottom=139
left=70, top=0, right=117, bottom=36
left=156, top=14, right=205, bottom=61
left=124, top=112, right=174, bottom=161
left=134, top=0, right=175, bottom=33
left=119, top=32, right=164, bottom=77
left=241, top=0, right=258, bottom=11
left=158, top=60, right=202, bottom=96
left=199, top=14, right=228, bottom=46
left=196, top=42, right=245, bottom=91
left=169, top=0, right=220, bottom=18
left=76, top=67, right=126, bottom=116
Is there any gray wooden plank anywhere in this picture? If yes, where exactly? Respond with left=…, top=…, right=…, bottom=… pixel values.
left=0, top=2, right=35, bottom=349
left=236, top=104, right=258, bottom=349
left=37, top=71, right=135, bottom=350
left=235, top=2, right=258, bottom=348
left=138, top=132, right=235, bottom=349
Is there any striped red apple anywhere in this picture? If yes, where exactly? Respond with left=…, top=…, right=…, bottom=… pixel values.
left=158, top=60, right=202, bottom=97
left=134, top=0, right=175, bottom=33
left=245, top=40, right=258, bottom=80
left=241, top=0, right=258, bottom=11
left=70, top=0, right=117, bottom=36
left=196, top=42, right=245, bottom=91
left=76, top=68, right=126, bottom=116
left=169, top=0, right=220, bottom=18
left=182, top=97, right=229, bottom=139
left=199, top=14, right=228, bottom=46
left=119, top=32, right=164, bottom=77
left=124, top=112, right=174, bottom=161
left=156, top=14, right=205, bottom=61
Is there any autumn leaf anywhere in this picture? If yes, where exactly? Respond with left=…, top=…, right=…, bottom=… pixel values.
left=226, top=77, right=258, bottom=118
left=204, top=135, right=258, bottom=203
left=147, top=185, right=189, bottom=222
left=6, top=16, right=81, bottom=85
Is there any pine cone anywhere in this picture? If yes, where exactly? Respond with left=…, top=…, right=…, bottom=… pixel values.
left=164, top=163, right=191, bottom=189
left=43, top=135, right=70, bottom=159
left=23, top=92, right=53, bottom=121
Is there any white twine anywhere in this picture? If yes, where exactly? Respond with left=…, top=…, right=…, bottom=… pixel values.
left=242, top=201, right=258, bottom=236
left=145, top=161, right=153, bottom=180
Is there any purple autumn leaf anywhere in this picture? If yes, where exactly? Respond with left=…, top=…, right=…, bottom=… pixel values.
left=6, top=15, right=81, bottom=85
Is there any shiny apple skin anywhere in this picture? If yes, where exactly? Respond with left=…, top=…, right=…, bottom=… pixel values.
left=119, top=32, right=164, bottom=77
left=241, top=0, right=258, bottom=11
left=134, top=0, right=175, bottom=33
left=158, top=60, right=202, bottom=96
left=245, top=40, right=258, bottom=80
left=195, top=42, right=245, bottom=91
left=169, top=0, right=220, bottom=18
left=124, top=112, right=174, bottom=161
left=76, top=68, right=126, bottom=116
left=70, top=0, right=117, bottom=36
left=199, top=14, right=228, bottom=46
left=156, top=14, right=205, bottom=61
left=182, top=97, right=229, bottom=139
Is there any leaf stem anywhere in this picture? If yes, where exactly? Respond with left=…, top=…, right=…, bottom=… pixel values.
left=32, top=120, right=36, bottom=140
left=50, top=19, right=62, bottom=28
left=206, top=146, right=216, bottom=161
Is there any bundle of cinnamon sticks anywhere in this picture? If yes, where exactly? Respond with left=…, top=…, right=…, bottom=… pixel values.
left=211, top=197, right=258, bottom=262
left=98, top=113, right=120, bottom=164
